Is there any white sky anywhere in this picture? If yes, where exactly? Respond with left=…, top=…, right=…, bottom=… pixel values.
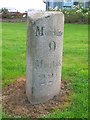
left=0, top=0, right=46, bottom=12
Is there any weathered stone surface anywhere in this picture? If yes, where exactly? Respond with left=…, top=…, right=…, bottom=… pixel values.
left=26, top=11, right=64, bottom=104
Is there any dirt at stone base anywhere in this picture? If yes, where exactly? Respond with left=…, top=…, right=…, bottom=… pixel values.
left=2, top=77, right=71, bottom=118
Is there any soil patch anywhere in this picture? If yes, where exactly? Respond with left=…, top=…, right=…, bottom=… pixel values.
left=2, top=77, right=71, bottom=118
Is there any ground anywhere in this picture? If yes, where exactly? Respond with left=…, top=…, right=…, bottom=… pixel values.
left=2, top=23, right=88, bottom=118
left=2, top=77, right=71, bottom=118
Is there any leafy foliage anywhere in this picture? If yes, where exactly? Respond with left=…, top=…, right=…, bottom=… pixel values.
left=0, top=8, right=8, bottom=14
left=48, top=5, right=89, bottom=24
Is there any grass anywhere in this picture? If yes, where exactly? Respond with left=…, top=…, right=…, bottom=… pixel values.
left=0, top=22, right=2, bottom=120
left=2, top=23, right=88, bottom=118
left=2, top=23, right=26, bottom=86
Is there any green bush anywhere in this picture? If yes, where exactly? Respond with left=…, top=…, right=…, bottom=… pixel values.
left=61, top=7, right=88, bottom=24
left=64, top=11, right=88, bottom=24
left=48, top=5, right=88, bottom=24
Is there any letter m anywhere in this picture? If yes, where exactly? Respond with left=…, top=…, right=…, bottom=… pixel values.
left=36, top=26, right=44, bottom=36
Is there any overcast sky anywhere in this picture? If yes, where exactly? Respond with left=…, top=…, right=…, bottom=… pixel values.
left=0, top=0, right=89, bottom=12
left=0, top=0, right=46, bottom=12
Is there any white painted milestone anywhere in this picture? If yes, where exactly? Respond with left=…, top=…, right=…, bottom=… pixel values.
left=26, top=11, right=64, bottom=104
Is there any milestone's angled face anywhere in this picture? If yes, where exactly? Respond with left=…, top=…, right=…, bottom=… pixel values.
left=28, top=11, right=64, bottom=21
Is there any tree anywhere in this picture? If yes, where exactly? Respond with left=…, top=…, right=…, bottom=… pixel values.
left=0, top=8, right=10, bottom=18
left=0, top=8, right=8, bottom=14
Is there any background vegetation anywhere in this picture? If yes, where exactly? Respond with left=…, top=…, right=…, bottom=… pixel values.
left=0, top=5, right=89, bottom=23
left=51, top=5, right=89, bottom=24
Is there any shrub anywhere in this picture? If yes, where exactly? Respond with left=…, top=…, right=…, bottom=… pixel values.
left=48, top=5, right=88, bottom=24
